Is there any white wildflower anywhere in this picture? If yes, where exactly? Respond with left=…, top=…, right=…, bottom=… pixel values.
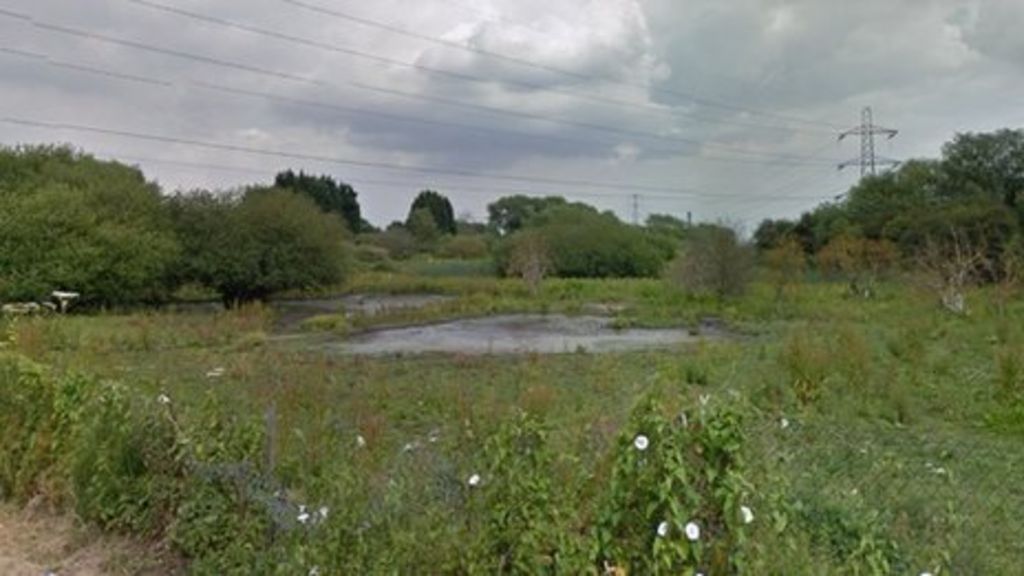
left=319, top=506, right=329, bottom=520
left=656, top=521, right=670, bottom=538
left=205, top=367, right=225, bottom=379
left=356, top=434, right=367, bottom=448
left=780, top=417, right=790, bottom=429
left=699, top=394, right=710, bottom=406
left=308, top=566, right=320, bottom=576
left=741, top=505, right=754, bottom=525
left=297, top=511, right=310, bottom=524
left=920, top=572, right=934, bottom=576
left=633, top=434, right=650, bottom=451
left=157, top=394, right=171, bottom=405
left=428, top=429, right=440, bottom=443
left=685, top=521, right=701, bottom=542
left=467, top=473, right=482, bottom=487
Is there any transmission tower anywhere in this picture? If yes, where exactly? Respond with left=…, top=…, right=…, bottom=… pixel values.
left=837, top=106, right=899, bottom=176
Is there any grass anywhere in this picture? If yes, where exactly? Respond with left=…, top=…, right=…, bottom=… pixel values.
left=2, top=276, right=1023, bottom=573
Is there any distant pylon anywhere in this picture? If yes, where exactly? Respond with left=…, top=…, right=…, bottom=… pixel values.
left=631, top=193, right=639, bottom=225
left=838, top=106, right=899, bottom=176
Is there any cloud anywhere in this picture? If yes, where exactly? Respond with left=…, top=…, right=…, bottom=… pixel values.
left=1, top=0, right=1022, bottom=226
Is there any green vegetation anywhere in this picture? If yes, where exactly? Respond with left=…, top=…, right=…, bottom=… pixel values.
left=2, top=128, right=1023, bottom=573
left=0, top=146, right=179, bottom=306
left=2, top=278, right=1022, bottom=573
left=274, top=169, right=363, bottom=233
left=168, top=187, right=351, bottom=306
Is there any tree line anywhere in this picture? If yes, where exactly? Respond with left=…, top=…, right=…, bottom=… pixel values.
left=0, top=146, right=696, bottom=307
left=2, top=127, right=1019, bottom=307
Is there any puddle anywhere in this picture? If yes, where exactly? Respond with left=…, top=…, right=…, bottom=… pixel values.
left=317, top=314, right=723, bottom=356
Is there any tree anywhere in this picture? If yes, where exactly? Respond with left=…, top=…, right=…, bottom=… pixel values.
left=487, top=195, right=568, bottom=236
left=915, top=227, right=989, bottom=315
left=497, top=205, right=669, bottom=279
left=169, top=188, right=350, bottom=306
left=0, top=146, right=180, bottom=306
left=941, top=129, right=1024, bottom=209
left=668, top=225, right=754, bottom=298
left=274, top=170, right=362, bottom=232
left=843, top=160, right=941, bottom=239
left=504, top=231, right=551, bottom=295
left=408, top=190, right=456, bottom=236
left=407, top=208, right=442, bottom=246
left=753, top=219, right=796, bottom=251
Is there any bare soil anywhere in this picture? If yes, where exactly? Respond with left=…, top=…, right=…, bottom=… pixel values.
left=0, top=505, right=178, bottom=576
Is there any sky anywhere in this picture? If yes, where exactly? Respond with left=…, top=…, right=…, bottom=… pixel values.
left=1, top=0, right=1022, bottom=229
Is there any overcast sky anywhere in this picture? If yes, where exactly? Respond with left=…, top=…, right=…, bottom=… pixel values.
left=2, top=0, right=1022, bottom=228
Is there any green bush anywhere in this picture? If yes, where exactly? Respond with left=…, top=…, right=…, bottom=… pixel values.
left=168, top=188, right=351, bottom=305
left=595, top=395, right=753, bottom=575
left=0, top=146, right=180, bottom=306
left=497, top=206, right=669, bottom=279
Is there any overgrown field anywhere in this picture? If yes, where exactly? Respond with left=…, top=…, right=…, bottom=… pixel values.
left=2, top=277, right=1022, bottom=574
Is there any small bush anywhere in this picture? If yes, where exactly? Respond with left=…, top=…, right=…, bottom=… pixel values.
left=595, top=394, right=753, bottom=575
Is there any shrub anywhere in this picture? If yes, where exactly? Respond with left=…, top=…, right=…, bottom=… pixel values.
left=467, top=412, right=581, bottom=573
left=595, top=395, right=753, bottom=575
left=497, top=206, right=668, bottom=279
left=437, top=235, right=490, bottom=260
left=669, top=225, right=755, bottom=298
left=817, top=233, right=898, bottom=298
left=168, top=188, right=351, bottom=306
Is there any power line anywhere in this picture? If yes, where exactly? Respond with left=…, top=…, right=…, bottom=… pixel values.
left=122, top=0, right=833, bottom=136
left=2, top=116, right=831, bottom=202
left=0, top=12, right=841, bottom=167
left=280, top=0, right=846, bottom=130
left=93, top=152, right=722, bottom=205
left=0, top=42, right=837, bottom=168
left=838, top=106, right=899, bottom=177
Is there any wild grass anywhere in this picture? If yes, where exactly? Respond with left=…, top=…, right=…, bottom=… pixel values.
left=2, top=276, right=1022, bottom=572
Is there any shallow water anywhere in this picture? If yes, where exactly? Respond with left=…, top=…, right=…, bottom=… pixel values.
left=323, top=314, right=721, bottom=356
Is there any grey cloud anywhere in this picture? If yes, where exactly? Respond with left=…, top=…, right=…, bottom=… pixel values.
left=2, top=0, right=1022, bottom=226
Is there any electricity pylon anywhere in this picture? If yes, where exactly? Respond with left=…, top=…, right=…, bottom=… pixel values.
left=838, top=106, right=899, bottom=176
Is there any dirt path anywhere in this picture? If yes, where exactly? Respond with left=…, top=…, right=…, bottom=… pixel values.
left=0, top=505, right=175, bottom=576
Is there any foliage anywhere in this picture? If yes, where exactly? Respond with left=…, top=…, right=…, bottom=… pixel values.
left=941, top=129, right=1024, bottom=209
left=0, top=145, right=180, bottom=306
left=168, top=188, right=351, bottom=305
left=407, top=207, right=443, bottom=245
left=467, top=412, right=579, bottom=573
left=669, top=225, right=755, bottom=298
left=754, top=129, right=1024, bottom=279
left=498, top=205, right=669, bottom=279
left=595, top=394, right=753, bottom=575
left=817, top=233, right=898, bottom=298
left=437, top=234, right=490, bottom=260
left=487, top=195, right=568, bottom=236
left=360, top=227, right=419, bottom=260
left=274, top=170, right=362, bottom=233
left=408, top=190, right=456, bottom=236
